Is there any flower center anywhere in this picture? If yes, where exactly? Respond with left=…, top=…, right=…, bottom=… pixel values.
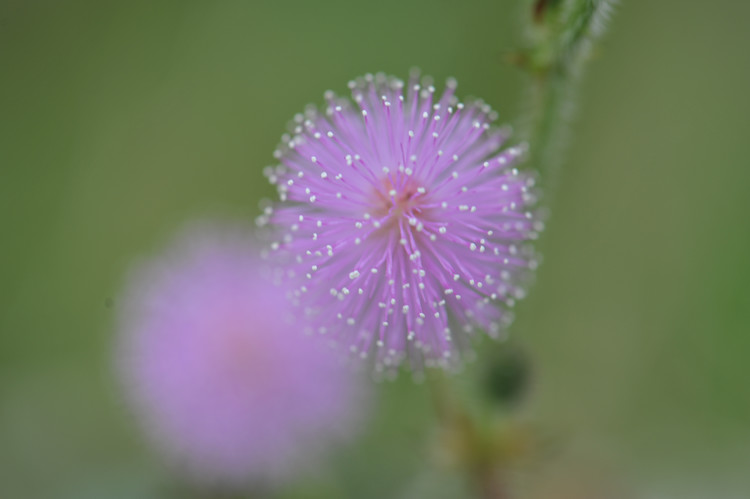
left=372, top=176, right=423, bottom=221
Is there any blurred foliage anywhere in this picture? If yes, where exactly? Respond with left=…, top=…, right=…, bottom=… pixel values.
left=482, top=345, right=531, bottom=407
left=2, top=0, right=750, bottom=497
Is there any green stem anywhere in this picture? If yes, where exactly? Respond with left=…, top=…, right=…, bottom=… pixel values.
left=525, top=68, right=572, bottom=190
left=427, top=371, right=512, bottom=499
left=519, top=0, right=617, bottom=191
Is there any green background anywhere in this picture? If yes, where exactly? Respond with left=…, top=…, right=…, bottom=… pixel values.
left=2, top=1, right=748, bottom=497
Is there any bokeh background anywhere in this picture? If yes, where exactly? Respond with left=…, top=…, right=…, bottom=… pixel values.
left=2, top=0, right=749, bottom=497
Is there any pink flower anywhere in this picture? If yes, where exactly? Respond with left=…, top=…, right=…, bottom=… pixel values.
left=116, top=227, right=364, bottom=485
left=261, top=72, right=541, bottom=371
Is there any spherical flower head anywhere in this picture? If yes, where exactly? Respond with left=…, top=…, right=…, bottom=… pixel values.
left=261, top=72, right=541, bottom=372
left=116, top=227, right=364, bottom=486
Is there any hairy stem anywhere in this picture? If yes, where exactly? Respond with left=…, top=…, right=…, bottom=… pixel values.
left=519, top=0, right=618, bottom=190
